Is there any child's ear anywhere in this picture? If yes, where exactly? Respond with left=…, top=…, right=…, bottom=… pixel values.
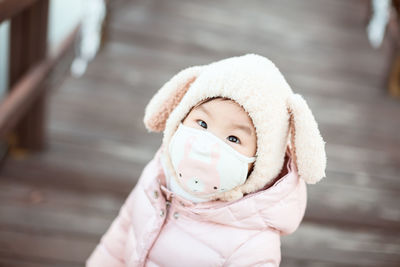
left=286, top=94, right=327, bottom=184
left=143, top=66, right=204, bottom=132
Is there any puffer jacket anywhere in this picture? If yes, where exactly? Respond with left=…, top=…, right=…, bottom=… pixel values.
left=86, top=145, right=307, bottom=267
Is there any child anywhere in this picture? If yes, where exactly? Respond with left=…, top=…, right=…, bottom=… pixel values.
left=86, top=54, right=327, bottom=266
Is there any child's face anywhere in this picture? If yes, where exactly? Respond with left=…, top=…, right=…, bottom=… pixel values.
left=182, top=98, right=257, bottom=172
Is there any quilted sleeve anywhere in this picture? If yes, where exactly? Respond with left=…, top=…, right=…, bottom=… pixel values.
left=86, top=147, right=163, bottom=266
left=86, top=196, right=133, bottom=267
left=224, top=230, right=281, bottom=267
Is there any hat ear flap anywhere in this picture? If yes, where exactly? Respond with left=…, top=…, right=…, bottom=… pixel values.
left=143, top=66, right=203, bottom=132
left=286, top=94, right=327, bottom=184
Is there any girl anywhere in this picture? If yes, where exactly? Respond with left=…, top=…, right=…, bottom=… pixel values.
left=86, top=54, right=327, bottom=266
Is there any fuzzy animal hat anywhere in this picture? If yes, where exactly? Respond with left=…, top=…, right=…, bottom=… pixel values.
left=143, top=54, right=327, bottom=201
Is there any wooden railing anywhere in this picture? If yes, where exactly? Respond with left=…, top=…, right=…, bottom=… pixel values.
left=0, top=0, right=79, bottom=155
left=0, top=0, right=39, bottom=22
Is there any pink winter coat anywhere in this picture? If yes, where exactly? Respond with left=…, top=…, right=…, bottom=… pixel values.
left=86, top=145, right=307, bottom=266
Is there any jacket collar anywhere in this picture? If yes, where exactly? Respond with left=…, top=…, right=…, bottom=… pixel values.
left=154, top=146, right=307, bottom=234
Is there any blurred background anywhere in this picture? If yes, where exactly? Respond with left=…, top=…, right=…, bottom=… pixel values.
left=0, top=0, right=400, bottom=266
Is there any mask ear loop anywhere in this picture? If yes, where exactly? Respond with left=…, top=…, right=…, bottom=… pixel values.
left=246, top=156, right=257, bottom=163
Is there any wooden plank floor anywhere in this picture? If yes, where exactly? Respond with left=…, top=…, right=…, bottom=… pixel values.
left=1, top=0, right=400, bottom=265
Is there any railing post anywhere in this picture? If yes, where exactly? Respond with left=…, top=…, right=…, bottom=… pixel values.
left=8, top=0, right=49, bottom=152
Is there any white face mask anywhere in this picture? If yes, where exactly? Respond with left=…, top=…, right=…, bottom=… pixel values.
left=168, top=123, right=256, bottom=201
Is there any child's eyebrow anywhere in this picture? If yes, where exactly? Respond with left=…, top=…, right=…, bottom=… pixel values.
left=197, top=105, right=212, bottom=117
left=230, top=123, right=252, bottom=136
left=197, top=105, right=252, bottom=135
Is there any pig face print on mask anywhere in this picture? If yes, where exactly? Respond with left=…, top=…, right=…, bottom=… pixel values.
left=178, top=137, right=220, bottom=195
left=169, top=123, right=256, bottom=199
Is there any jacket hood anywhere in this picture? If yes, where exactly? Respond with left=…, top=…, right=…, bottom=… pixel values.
left=157, top=146, right=307, bottom=235
left=144, top=54, right=326, bottom=202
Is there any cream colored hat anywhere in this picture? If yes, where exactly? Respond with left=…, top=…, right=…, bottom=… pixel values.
left=143, top=54, right=327, bottom=201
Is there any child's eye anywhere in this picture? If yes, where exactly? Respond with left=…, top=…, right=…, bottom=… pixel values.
left=227, top=135, right=240, bottom=144
left=197, top=120, right=207, bottom=129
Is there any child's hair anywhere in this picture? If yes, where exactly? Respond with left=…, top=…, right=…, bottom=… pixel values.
left=194, top=96, right=231, bottom=107
left=182, top=96, right=231, bottom=121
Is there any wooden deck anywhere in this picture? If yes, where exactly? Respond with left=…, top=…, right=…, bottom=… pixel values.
left=1, top=0, right=400, bottom=266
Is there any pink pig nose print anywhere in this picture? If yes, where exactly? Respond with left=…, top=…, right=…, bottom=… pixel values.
left=176, top=136, right=221, bottom=195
